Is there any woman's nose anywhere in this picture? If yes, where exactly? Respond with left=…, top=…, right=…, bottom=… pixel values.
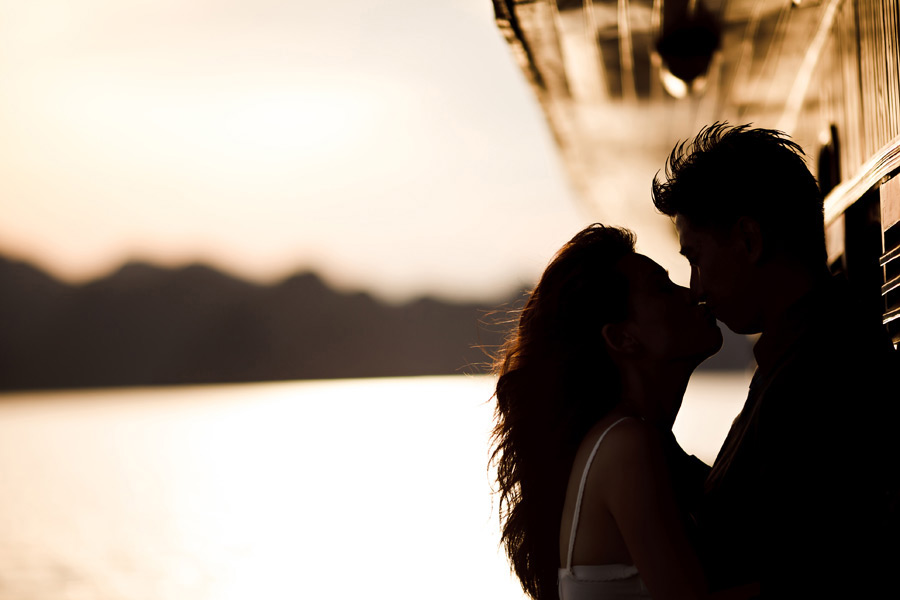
left=689, top=265, right=704, bottom=302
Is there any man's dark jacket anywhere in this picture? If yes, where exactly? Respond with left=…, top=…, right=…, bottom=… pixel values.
left=693, top=276, right=899, bottom=597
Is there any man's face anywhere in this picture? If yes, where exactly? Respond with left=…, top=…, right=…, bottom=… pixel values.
left=674, top=214, right=762, bottom=334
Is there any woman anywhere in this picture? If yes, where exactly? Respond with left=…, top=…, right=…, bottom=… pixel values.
left=490, top=224, right=723, bottom=600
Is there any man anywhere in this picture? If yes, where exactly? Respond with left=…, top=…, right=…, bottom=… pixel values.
left=652, top=123, right=898, bottom=597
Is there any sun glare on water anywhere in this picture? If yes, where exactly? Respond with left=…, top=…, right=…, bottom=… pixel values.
left=0, top=374, right=747, bottom=599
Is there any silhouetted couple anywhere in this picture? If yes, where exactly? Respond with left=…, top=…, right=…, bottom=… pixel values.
left=491, top=124, right=898, bottom=599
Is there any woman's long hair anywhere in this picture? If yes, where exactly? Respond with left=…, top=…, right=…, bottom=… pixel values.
left=490, top=224, right=635, bottom=600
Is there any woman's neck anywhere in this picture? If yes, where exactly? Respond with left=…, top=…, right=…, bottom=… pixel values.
left=616, top=360, right=695, bottom=430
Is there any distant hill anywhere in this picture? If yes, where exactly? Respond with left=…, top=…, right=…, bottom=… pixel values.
left=0, top=257, right=752, bottom=391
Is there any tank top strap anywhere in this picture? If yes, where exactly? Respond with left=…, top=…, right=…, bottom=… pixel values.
left=564, top=416, right=633, bottom=572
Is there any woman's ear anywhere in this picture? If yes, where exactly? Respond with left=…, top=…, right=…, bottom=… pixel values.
left=601, top=322, right=640, bottom=356
left=735, top=216, right=764, bottom=263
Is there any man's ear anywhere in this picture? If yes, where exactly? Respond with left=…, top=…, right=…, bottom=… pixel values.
left=601, top=322, right=640, bottom=356
left=735, top=216, right=764, bottom=264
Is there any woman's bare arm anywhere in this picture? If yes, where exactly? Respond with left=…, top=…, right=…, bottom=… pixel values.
left=598, top=419, right=709, bottom=600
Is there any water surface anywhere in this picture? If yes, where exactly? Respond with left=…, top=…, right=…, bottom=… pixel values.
left=0, top=373, right=750, bottom=599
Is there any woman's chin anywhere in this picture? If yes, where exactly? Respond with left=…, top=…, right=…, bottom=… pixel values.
left=710, top=327, right=724, bottom=353
left=685, top=329, right=724, bottom=367
left=702, top=332, right=725, bottom=362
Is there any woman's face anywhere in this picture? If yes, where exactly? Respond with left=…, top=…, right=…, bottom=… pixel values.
left=616, top=253, right=723, bottom=363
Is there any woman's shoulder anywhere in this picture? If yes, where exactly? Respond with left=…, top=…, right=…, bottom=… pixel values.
left=580, top=417, right=667, bottom=478
left=583, top=416, right=660, bottom=453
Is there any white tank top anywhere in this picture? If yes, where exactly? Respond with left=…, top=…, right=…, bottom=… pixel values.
left=558, top=417, right=651, bottom=599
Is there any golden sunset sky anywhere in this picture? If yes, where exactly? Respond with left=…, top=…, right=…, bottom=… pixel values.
left=0, top=0, right=596, bottom=303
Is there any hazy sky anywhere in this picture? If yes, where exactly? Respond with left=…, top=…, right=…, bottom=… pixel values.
left=0, top=0, right=595, bottom=303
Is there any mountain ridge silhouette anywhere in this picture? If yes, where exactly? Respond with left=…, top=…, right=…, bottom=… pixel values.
left=0, top=257, right=516, bottom=390
left=0, top=257, right=752, bottom=391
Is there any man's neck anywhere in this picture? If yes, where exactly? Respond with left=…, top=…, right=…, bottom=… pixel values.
left=752, top=263, right=831, bottom=375
left=758, top=261, right=830, bottom=334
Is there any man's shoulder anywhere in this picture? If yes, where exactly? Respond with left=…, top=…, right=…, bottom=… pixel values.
left=782, top=278, right=894, bottom=372
left=815, top=277, right=892, bottom=344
